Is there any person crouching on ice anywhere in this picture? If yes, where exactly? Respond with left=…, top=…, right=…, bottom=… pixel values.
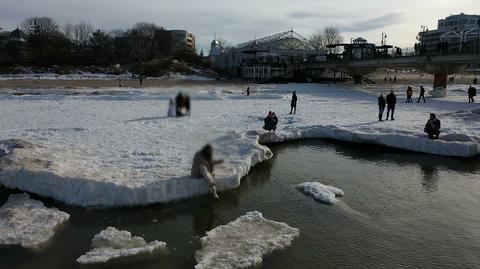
left=191, top=144, right=224, bottom=199
left=263, top=111, right=278, bottom=132
left=424, top=113, right=441, bottom=139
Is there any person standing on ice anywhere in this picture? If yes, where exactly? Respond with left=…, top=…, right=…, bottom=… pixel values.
left=191, top=144, right=224, bottom=199
left=289, top=91, right=297, bottom=114
left=378, top=94, right=386, bottom=121
left=468, top=86, right=476, bottom=103
left=246, top=86, right=250, bottom=96
left=386, top=90, right=396, bottom=120
left=406, top=86, right=413, bottom=103
left=167, top=99, right=176, bottom=117
left=424, top=113, right=441, bottom=139
left=417, top=86, right=426, bottom=103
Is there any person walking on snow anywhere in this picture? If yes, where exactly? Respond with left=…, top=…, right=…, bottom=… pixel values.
left=191, top=144, right=224, bottom=199
left=289, top=91, right=297, bottom=114
left=246, top=86, right=250, bottom=96
left=417, top=86, right=426, bottom=103
left=424, top=113, right=441, bottom=139
left=378, top=94, right=386, bottom=121
left=406, top=86, right=413, bottom=103
left=386, top=90, right=397, bottom=120
left=468, top=85, right=476, bottom=103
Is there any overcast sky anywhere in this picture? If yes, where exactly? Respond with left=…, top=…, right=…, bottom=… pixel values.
left=0, top=0, right=477, bottom=52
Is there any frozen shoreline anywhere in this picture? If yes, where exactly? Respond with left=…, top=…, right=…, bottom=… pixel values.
left=0, top=83, right=479, bottom=207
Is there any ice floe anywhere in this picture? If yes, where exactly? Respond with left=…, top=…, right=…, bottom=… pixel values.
left=0, top=193, right=70, bottom=248
left=0, top=83, right=479, bottom=207
left=296, top=182, right=344, bottom=205
left=195, top=211, right=299, bottom=269
left=76, top=227, right=167, bottom=265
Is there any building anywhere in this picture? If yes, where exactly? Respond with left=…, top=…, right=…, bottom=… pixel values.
left=155, top=29, right=196, bottom=55
left=209, top=30, right=324, bottom=81
left=418, top=13, right=480, bottom=54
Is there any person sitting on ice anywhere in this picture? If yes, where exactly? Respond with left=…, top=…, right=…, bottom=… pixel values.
left=424, top=113, right=441, bottom=139
left=191, top=144, right=224, bottom=199
left=378, top=94, right=386, bottom=121
left=263, top=111, right=278, bottom=132
left=167, top=99, right=176, bottom=117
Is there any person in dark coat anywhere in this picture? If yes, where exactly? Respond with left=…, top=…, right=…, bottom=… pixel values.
left=417, top=86, right=426, bottom=103
left=246, top=86, right=250, bottom=96
left=473, top=77, right=478, bottom=85
left=263, top=111, right=278, bottom=131
left=386, top=90, right=396, bottom=120
left=468, top=86, right=476, bottom=103
left=175, top=92, right=185, bottom=116
left=406, top=86, right=413, bottom=103
left=424, top=113, right=441, bottom=139
left=289, top=91, right=297, bottom=114
left=378, top=94, right=386, bottom=121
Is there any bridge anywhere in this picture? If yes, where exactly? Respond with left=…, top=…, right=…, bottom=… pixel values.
left=299, top=53, right=480, bottom=96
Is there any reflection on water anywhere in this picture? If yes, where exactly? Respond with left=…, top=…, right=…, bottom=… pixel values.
left=1, top=139, right=480, bottom=269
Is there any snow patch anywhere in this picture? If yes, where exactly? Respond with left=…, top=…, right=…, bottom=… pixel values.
left=195, top=211, right=299, bottom=269
left=296, top=182, right=344, bottom=205
left=0, top=193, right=70, bottom=248
left=76, top=227, right=167, bottom=265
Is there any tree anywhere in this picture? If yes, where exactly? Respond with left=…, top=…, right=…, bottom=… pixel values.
left=62, top=21, right=75, bottom=40
left=131, top=22, right=162, bottom=39
left=307, top=27, right=343, bottom=52
left=21, top=17, right=59, bottom=36
left=72, top=21, right=94, bottom=47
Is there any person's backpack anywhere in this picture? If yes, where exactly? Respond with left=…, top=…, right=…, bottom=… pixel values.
left=473, top=88, right=477, bottom=96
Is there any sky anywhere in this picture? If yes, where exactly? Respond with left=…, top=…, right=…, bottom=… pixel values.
left=0, top=0, right=477, bottom=53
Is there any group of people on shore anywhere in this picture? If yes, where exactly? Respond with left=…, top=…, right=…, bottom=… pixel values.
left=404, top=85, right=426, bottom=103
left=168, top=92, right=191, bottom=117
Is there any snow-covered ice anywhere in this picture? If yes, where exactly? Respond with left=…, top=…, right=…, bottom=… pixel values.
left=0, top=193, right=70, bottom=248
left=195, top=211, right=299, bottom=269
left=296, top=182, right=344, bottom=205
left=76, top=227, right=167, bottom=265
left=0, top=83, right=478, bottom=207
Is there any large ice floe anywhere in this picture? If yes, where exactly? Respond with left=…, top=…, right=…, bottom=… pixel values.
left=77, top=227, right=167, bottom=265
left=195, top=211, right=299, bottom=269
left=0, top=193, right=70, bottom=248
left=0, top=83, right=479, bottom=207
left=296, top=182, right=344, bottom=205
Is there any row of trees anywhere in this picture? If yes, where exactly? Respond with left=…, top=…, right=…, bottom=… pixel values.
left=3, top=16, right=198, bottom=66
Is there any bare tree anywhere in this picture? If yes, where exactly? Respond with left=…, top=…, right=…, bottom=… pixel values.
left=72, top=21, right=94, bottom=47
left=307, top=32, right=325, bottom=51
left=131, top=22, right=162, bottom=38
left=62, top=21, right=75, bottom=40
left=308, top=27, right=343, bottom=52
left=21, top=17, right=59, bottom=36
left=323, top=27, right=343, bottom=47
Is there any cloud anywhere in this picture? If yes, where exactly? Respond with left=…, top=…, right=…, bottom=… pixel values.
left=340, top=12, right=405, bottom=32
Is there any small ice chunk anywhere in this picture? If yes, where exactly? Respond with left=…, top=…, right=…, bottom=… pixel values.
left=77, top=227, right=167, bottom=265
left=195, top=211, right=299, bottom=269
left=0, top=193, right=70, bottom=248
left=296, top=182, right=344, bottom=205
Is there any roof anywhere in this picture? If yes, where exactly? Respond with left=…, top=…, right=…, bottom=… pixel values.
left=9, top=28, right=26, bottom=39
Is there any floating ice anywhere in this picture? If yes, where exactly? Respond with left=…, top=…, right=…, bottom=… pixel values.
left=0, top=193, right=70, bottom=248
left=77, top=227, right=167, bottom=265
left=195, top=211, right=299, bottom=269
left=296, top=182, right=344, bottom=205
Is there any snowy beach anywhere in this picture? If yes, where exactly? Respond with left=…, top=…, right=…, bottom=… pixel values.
left=0, top=83, right=479, bottom=207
